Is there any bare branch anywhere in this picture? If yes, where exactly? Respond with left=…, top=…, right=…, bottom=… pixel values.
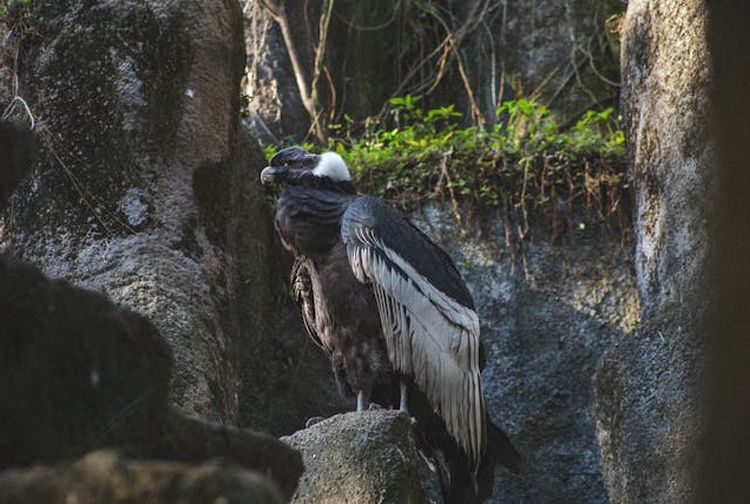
left=309, top=0, right=335, bottom=141
left=258, top=0, right=328, bottom=142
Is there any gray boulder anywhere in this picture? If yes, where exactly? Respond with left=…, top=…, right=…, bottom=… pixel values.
left=282, top=411, right=426, bottom=504
left=1, top=0, right=346, bottom=446
left=593, top=1, right=712, bottom=501
left=0, top=131, right=302, bottom=498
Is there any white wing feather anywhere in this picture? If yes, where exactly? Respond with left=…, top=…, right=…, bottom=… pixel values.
left=346, top=225, right=486, bottom=471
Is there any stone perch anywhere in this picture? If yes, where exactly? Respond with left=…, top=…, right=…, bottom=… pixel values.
left=283, top=411, right=428, bottom=503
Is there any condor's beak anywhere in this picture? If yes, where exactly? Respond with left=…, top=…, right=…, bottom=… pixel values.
left=260, top=166, right=285, bottom=185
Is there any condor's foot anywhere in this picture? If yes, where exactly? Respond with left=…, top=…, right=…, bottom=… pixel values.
left=305, top=416, right=326, bottom=428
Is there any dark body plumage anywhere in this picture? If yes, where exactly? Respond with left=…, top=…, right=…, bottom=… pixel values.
left=263, top=147, right=520, bottom=502
left=275, top=185, right=384, bottom=391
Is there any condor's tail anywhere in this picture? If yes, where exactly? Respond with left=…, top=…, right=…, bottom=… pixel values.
left=487, top=418, right=522, bottom=475
left=430, top=417, right=522, bottom=503
left=472, top=419, right=523, bottom=502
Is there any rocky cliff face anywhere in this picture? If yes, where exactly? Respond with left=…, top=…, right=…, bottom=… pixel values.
left=593, top=1, right=712, bottom=501
left=1, top=0, right=277, bottom=425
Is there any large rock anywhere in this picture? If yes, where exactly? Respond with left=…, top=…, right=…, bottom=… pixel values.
left=282, top=411, right=425, bottom=504
left=0, top=451, right=283, bottom=504
left=0, top=256, right=171, bottom=467
left=593, top=1, right=712, bottom=502
left=1, top=0, right=345, bottom=444
left=0, top=0, right=276, bottom=424
left=0, top=126, right=302, bottom=496
left=0, top=251, right=303, bottom=499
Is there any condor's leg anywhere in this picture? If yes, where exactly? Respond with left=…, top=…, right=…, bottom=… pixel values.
left=356, top=389, right=371, bottom=412
left=399, top=381, right=408, bottom=412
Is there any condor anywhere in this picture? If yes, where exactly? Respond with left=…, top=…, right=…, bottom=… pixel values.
left=261, top=146, right=520, bottom=502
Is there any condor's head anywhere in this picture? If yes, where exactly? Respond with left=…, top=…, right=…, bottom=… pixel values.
left=260, top=146, right=356, bottom=194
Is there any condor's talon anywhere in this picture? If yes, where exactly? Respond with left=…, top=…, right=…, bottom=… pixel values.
left=305, top=416, right=325, bottom=428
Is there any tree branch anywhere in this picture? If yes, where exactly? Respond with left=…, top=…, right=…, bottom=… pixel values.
left=259, top=0, right=327, bottom=143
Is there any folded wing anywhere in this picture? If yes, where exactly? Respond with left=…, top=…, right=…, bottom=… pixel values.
left=341, top=196, right=486, bottom=472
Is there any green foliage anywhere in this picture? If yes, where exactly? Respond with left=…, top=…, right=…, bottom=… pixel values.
left=264, top=96, right=628, bottom=236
